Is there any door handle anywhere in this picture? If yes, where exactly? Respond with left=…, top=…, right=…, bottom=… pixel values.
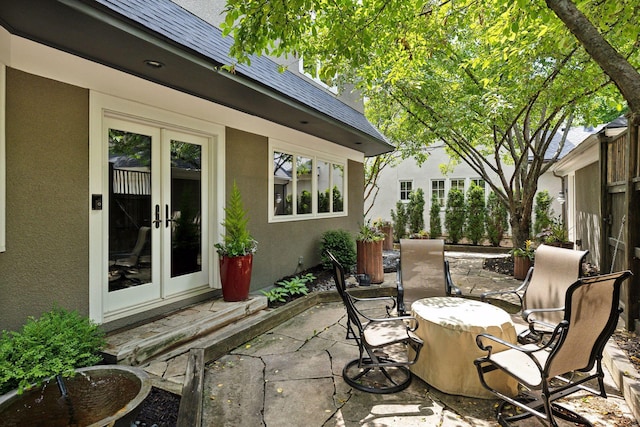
left=166, top=204, right=173, bottom=228
left=153, top=204, right=161, bottom=228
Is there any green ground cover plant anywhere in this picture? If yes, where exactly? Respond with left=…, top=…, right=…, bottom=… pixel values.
left=262, top=273, right=317, bottom=304
left=0, top=307, right=105, bottom=394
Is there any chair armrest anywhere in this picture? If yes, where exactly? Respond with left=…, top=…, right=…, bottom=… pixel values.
left=367, top=315, right=421, bottom=332
left=479, top=266, right=533, bottom=303
left=351, top=294, right=397, bottom=315
left=477, top=319, right=569, bottom=355
left=444, top=260, right=462, bottom=296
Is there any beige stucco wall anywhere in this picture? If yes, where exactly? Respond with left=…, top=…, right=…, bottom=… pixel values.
left=0, top=70, right=365, bottom=332
left=0, top=68, right=89, bottom=331
left=575, top=162, right=601, bottom=268
left=225, top=128, right=363, bottom=290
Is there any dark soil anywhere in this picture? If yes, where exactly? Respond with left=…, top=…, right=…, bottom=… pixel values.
left=612, top=330, right=640, bottom=372
left=135, top=387, right=180, bottom=427
left=482, top=256, right=514, bottom=276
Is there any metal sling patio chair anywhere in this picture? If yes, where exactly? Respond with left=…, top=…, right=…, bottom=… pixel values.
left=396, top=239, right=461, bottom=316
left=474, top=270, right=632, bottom=427
left=480, top=244, right=588, bottom=343
left=326, top=250, right=424, bottom=394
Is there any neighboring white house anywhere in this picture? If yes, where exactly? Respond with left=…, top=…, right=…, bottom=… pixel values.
left=367, top=126, right=605, bottom=242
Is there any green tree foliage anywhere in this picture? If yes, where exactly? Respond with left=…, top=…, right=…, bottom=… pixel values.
left=534, top=190, right=555, bottom=237
left=390, top=201, right=409, bottom=241
left=429, top=193, right=442, bottom=238
left=465, top=185, right=486, bottom=245
left=444, top=189, right=466, bottom=244
left=221, top=0, right=629, bottom=249
left=486, top=191, right=509, bottom=247
left=408, top=188, right=425, bottom=234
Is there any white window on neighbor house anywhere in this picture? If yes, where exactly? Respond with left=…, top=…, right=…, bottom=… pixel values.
left=431, top=180, right=445, bottom=206
left=399, top=180, right=413, bottom=201
left=0, top=64, right=5, bottom=252
left=471, top=178, right=485, bottom=189
left=271, top=142, right=346, bottom=221
left=451, top=178, right=465, bottom=193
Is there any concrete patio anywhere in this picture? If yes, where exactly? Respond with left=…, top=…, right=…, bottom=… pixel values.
left=104, top=252, right=640, bottom=426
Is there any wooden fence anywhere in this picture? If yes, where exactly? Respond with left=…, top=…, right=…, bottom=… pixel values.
left=603, top=122, right=640, bottom=329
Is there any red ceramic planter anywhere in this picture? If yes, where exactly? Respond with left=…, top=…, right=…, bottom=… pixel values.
left=219, top=254, right=253, bottom=301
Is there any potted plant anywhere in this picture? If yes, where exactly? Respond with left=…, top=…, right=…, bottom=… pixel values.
left=214, top=181, right=258, bottom=301
left=373, top=218, right=394, bottom=250
left=511, top=240, right=535, bottom=280
left=355, top=221, right=385, bottom=284
left=536, top=216, right=573, bottom=249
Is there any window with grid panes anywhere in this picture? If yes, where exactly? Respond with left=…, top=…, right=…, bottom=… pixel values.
left=400, top=180, right=413, bottom=201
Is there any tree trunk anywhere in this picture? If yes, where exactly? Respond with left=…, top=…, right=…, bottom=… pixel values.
left=545, top=0, right=640, bottom=115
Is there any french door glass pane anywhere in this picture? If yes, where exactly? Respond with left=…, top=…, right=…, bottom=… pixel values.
left=108, top=129, right=152, bottom=291
left=170, top=140, right=202, bottom=277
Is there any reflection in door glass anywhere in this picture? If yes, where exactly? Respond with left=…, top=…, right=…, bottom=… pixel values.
left=108, top=129, right=152, bottom=291
left=170, top=140, right=202, bottom=277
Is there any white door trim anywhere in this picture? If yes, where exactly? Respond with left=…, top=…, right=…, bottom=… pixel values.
left=89, top=92, right=225, bottom=324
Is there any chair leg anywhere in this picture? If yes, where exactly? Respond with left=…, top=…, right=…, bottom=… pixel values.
left=342, top=358, right=412, bottom=394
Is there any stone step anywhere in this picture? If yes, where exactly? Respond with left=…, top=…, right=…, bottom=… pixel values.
left=102, top=296, right=268, bottom=366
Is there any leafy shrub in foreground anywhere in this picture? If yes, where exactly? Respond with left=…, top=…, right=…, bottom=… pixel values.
left=320, top=229, right=356, bottom=272
left=0, top=307, right=105, bottom=394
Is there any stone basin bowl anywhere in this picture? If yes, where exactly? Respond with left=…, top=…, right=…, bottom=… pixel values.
left=0, top=365, right=152, bottom=427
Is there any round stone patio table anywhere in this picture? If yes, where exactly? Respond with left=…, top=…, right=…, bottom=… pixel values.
left=410, top=297, right=519, bottom=399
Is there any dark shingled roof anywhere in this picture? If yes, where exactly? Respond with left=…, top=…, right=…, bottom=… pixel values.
left=97, top=0, right=387, bottom=144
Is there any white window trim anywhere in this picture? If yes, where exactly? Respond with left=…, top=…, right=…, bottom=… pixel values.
left=399, top=179, right=413, bottom=202
left=0, top=64, right=5, bottom=252
left=431, top=179, right=445, bottom=208
left=269, top=139, right=347, bottom=222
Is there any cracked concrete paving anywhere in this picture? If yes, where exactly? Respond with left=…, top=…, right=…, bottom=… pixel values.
left=201, top=298, right=638, bottom=427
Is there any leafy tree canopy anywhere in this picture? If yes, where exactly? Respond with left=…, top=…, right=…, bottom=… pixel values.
left=221, top=0, right=632, bottom=246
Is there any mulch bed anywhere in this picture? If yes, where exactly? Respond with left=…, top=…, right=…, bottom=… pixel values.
left=135, top=387, right=180, bottom=427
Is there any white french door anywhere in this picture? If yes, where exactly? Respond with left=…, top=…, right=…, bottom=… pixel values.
left=104, top=117, right=209, bottom=315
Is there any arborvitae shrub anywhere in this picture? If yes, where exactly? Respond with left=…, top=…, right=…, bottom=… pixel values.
left=429, top=193, right=442, bottom=238
left=534, top=190, right=554, bottom=238
left=408, top=188, right=425, bottom=234
left=390, top=200, right=409, bottom=241
left=444, top=188, right=465, bottom=244
left=465, top=184, right=486, bottom=245
left=486, top=191, right=509, bottom=247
